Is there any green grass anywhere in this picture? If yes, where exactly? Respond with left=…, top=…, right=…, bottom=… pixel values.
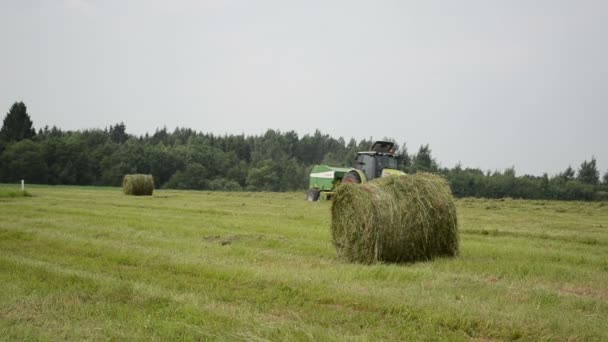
left=0, top=186, right=31, bottom=198
left=0, top=185, right=607, bottom=341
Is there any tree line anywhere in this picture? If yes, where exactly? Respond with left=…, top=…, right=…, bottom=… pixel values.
left=1, top=102, right=607, bottom=200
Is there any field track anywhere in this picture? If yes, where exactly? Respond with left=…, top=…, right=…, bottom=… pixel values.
left=1, top=185, right=607, bottom=340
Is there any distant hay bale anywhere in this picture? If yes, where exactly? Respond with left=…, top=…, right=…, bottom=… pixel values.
left=331, top=173, right=458, bottom=264
left=122, top=174, right=154, bottom=196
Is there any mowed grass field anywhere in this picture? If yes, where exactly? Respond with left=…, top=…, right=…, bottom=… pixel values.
left=1, top=185, right=607, bottom=341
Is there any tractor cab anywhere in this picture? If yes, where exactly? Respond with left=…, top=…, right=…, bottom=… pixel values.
left=369, top=141, right=396, bottom=154
left=355, top=141, right=399, bottom=181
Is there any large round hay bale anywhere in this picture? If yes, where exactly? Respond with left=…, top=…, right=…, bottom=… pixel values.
left=331, top=173, right=458, bottom=264
left=122, top=174, right=154, bottom=196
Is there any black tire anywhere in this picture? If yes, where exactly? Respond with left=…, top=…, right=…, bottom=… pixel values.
left=307, top=188, right=321, bottom=202
left=341, top=171, right=362, bottom=184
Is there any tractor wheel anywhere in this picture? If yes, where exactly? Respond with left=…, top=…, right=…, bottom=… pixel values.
left=307, top=188, right=321, bottom=202
left=342, top=171, right=362, bottom=184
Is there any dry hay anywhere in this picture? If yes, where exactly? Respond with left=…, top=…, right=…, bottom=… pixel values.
left=331, top=173, right=458, bottom=264
left=122, top=174, right=154, bottom=196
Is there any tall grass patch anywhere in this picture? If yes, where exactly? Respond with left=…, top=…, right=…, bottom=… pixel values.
left=0, top=188, right=31, bottom=198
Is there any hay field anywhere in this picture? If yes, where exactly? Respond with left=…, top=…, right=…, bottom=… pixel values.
left=0, top=185, right=607, bottom=341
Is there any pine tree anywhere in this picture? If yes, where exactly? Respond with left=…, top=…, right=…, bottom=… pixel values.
left=560, top=165, right=575, bottom=182
left=411, top=144, right=437, bottom=172
left=0, top=102, right=36, bottom=142
left=577, top=157, right=599, bottom=185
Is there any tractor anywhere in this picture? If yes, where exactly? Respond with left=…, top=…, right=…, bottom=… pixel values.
left=306, top=141, right=405, bottom=201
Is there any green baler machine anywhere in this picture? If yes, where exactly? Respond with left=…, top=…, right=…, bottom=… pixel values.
left=306, top=141, right=404, bottom=201
left=307, top=165, right=353, bottom=201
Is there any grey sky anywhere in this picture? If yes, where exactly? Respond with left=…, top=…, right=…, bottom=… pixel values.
left=1, top=0, right=606, bottom=176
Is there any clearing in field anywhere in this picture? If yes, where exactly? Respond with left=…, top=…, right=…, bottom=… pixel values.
left=0, top=185, right=607, bottom=340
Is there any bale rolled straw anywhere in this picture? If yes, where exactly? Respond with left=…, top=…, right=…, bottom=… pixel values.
left=331, top=173, right=458, bottom=264
left=122, top=174, right=154, bottom=196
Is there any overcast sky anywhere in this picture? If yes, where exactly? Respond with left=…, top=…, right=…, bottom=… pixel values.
left=1, top=0, right=606, bottom=176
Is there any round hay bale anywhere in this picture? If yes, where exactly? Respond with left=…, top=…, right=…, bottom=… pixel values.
left=331, top=173, right=458, bottom=264
left=122, top=174, right=154, bottom=196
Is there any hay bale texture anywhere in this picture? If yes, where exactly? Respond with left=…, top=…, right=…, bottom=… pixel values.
left=331, top=173, right=458, bottom=264
left=122, top=174, right=154, bottom=196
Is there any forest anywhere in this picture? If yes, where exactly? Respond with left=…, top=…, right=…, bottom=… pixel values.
left=1, top=102, right=607, bottom=200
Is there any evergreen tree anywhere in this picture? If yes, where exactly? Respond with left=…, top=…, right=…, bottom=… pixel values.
left=577, top=157, right=599, bottom=185
left=0, top=102, right=36, bottom=142
left=108, top=122, right=128, bottom=144
left=411, top=144, right=437, bottom=172
left=559, top=166, right=575, bottom=182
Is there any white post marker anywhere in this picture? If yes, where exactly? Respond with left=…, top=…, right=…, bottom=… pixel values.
left=21, top=179, right=25, bottom=192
